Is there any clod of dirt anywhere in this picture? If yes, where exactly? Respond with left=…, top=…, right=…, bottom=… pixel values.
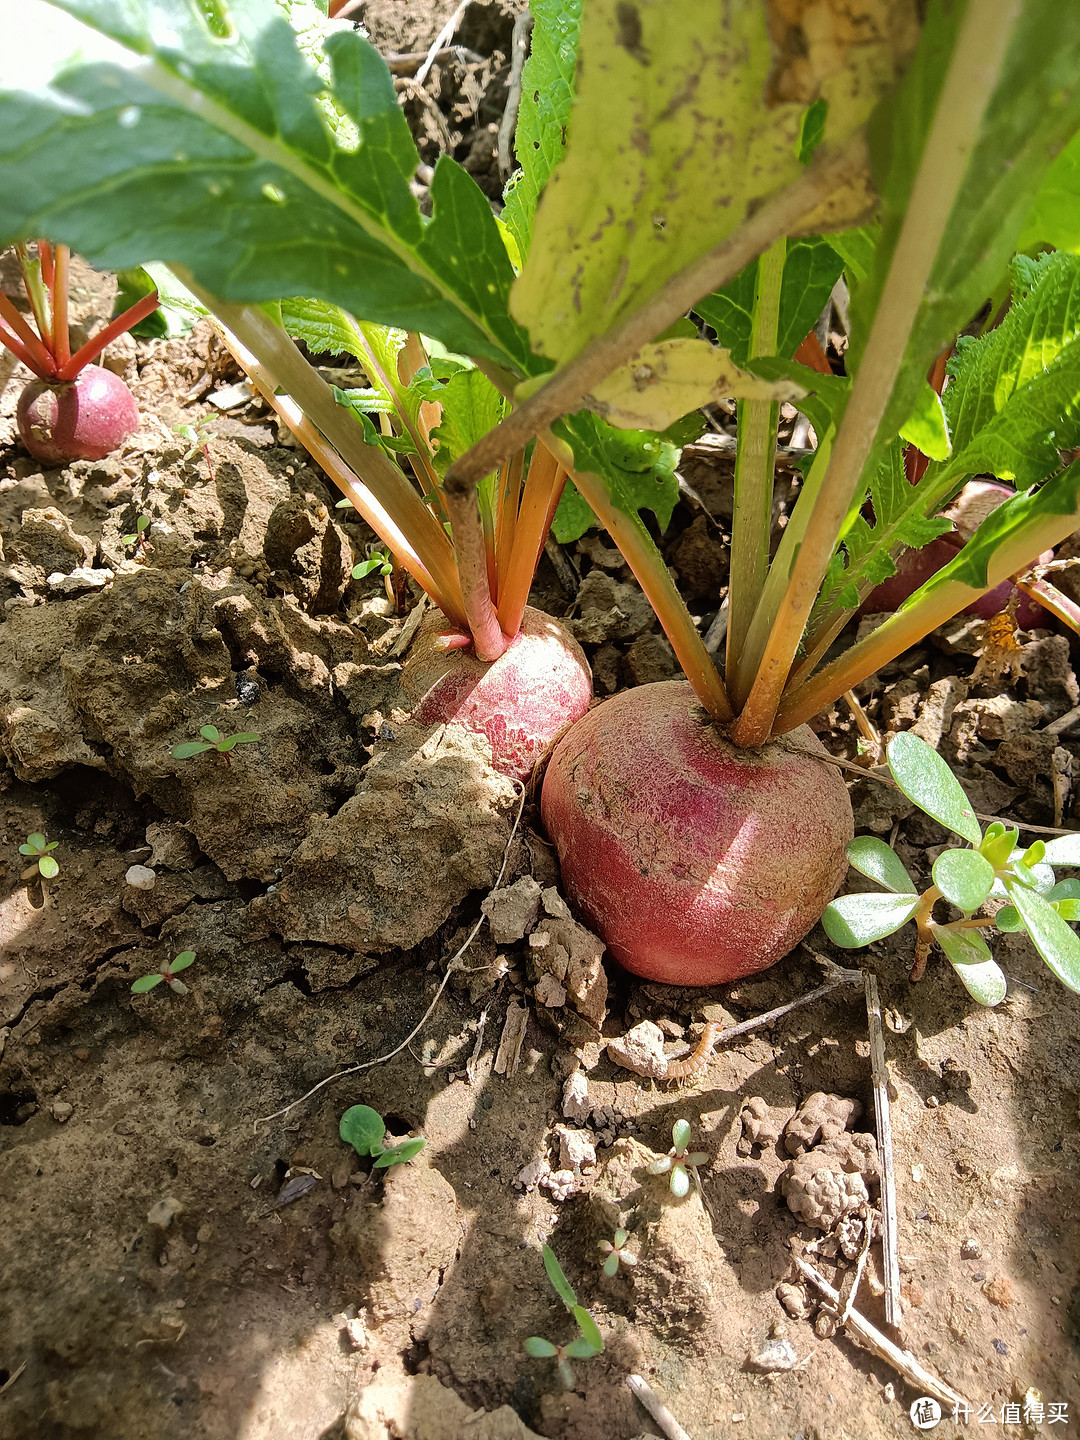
left=605, top=1020, right=669, bottom=1080
left=482, top=874, right=542, bottom=943
left=783, top=1092, right=863, bottom=1155
left=781, top=1132, right=881, bottom=1231
left=264, top=722, right=517, bottom=952
left=737, top=1096, right=782, bottom=1155
left=556, top=1126, right=597, bottom=1173
left=145, top=820, right=200, bottom=871
left=776, top=1280, right=815, bottom=1319
left=7, top=504, right=93, bottom=585
left=561, top=1071, right=592, bottom=1123
left=345, top=1373, right=543, bottom=1440
left=747, top=1337, right=800, bottom=1373
left=527, top=908, right=608, bottom=1030
left=570, top=569, right=655, bottom=644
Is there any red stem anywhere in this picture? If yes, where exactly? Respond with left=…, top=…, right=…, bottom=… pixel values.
left=57, top=288, right=159, bottom=380
left=51, top=244, right=71, bottom=372
left=0, top=319, right=52, bottom=380
left=444, top=486, right=509, bottom=661
left=38, top=240, right=54, bottom=290
left=0, top=292, right=56, bottom=377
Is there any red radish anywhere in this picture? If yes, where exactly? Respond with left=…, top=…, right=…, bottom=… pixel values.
left=17, top=364, right=139, bottom=465
left=541, top=680, right=853, bottom=985
left=402, top=605, right=592, bottom=782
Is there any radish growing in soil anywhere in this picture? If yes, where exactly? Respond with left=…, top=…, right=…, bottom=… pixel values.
left=0, top=240, right=158, bottom=464
left=11, top=1, right=1080, bottom=993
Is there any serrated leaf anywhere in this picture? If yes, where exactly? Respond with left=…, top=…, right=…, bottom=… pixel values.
left=338, top=1104, right=385, bottom=1158
left=0, top=1, right=535, bottom=373
left=845, top=835, right=917, bottom=895
left=588, top=337, right=805, bottom=432
left=524, top=1337, right=558, bottom=1358
left=1042, top=832, right=1080, bottom=867
left=572, top=1307, right=603, bottom=1353
left=542, top=1245, right=578, bottom=1311
left=932, top=848, right=995, bottom=913
left=887, top=732, right=982, bottom=845
left=37, top=855, right=59, bottom=879
left=513, top=0, right=896, bottom=366
left=821, top=891, right=921, bottom=947
left=430, top=368, right=506, bottom=474
left=899, top=382, right=951, bottom=462
left=170, top=951, right=196, bottom=972
left=501, top=0, right=581, bottom=261
left=172, top=741, right=214, bottom=759
left=555, top=412, right=680, bottom=533
left=1006, top=881, right=1080, bottom=994
left=114, top=261, right=204, bottom=339
left=131, top=973, right=164, bottom=993
left=935, top=928, right=1007, bottom=1006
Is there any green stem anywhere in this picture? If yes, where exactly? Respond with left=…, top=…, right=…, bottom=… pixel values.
left=727, top=237, right=785, bottom=707
left=542, top=429, right=732, bottom=720
left=730, top=0, right=1022, bottom=749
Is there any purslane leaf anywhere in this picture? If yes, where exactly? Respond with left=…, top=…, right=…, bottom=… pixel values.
left=0, top=0, right=536, bottom=372
left=821, top=892, right=921, bottom=948
left=845, top=835, right=917, bottom=896
left=887, top=731, right=982, bottom=845
left=1006, top=880, right=1080, bottom=994
left=932, top=848, right=995, bottom=913
left=934, top=928, right=1006, bottom=1006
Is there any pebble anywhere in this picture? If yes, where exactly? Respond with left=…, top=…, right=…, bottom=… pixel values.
left=46, top=566, right=113, bottom=593
left=961, top=1237, right=982, bottom=1259
left=748, top=1338, right=799, bottom=1373
left=50, top=1100, right=73, bottom=1123
left=147, top=1196, right=183, bottom=1229
left=561, top=1071, right=592, bottom=1124
left=125, top=864, right=156, bottom=890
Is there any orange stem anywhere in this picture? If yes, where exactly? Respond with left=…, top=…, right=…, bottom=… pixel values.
left=496, top=440, right=563, bottom=637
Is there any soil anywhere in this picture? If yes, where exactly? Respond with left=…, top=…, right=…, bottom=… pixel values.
left=2, top=10, right=1080, bottom=1440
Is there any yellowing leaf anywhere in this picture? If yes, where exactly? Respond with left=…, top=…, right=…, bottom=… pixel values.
left=587, top=338, right=806, bottom=431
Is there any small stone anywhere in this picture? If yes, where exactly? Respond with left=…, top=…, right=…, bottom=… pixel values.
left=577, top=1042, right=602, bottom=1070
left=125, top=864, right=157, bottom=890
left=606, top=1020, right=669, bottom=1080
left=481, top=875, right=542, bottom=944
left=541, top=887, right=572, bottom=921
left=776, top=1282, right=813, bottom=1320
left=534, top=973, right=567, bottom=1007
left=748, top=1338, right=799, bottom=1373
left=147, top=1196, right=183, bottom=1229
left=556, top=1126, right=597, bottom=1172
left=46, top=566, right=113, bottom=593
left=960, top=1237, right=982, bottom=1259
left=331, top=1162, right=352, bottom=1190
left=50, top=1100, right=73, bottom=1123
left=983, top=1275, right=1016, bottom=1308
left=561, top=1071, right=592, bottom=1124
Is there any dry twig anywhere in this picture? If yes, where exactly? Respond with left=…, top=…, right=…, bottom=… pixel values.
left=794, top=1257, right=969, bottom=1411
left=626, top=1374, right=692, bottom=1440
left=864, top=971, right=902, bottom=1328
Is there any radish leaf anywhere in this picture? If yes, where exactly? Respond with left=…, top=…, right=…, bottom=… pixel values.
left=339, top=1105, right=385, bottom=1158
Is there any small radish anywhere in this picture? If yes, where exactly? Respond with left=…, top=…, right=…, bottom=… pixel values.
left=541, top=680, right=853, bottom=985
left=402, top=605, right=592, bottom=782
left=17, top=364, right=140, bottom=465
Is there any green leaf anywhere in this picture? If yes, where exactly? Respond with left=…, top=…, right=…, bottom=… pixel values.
left=613, top=1229, right=628, bottom=1248
left=339, top=1104, right=386, bottom=1158
left=821, top=891, right=921, bottom=948
left=979, top=823, right=1019, bottom=869
left=1047, top=879, right=1080, bottom=902
left=37, top=855, right=59, bottom=879
left=512, top=0, right=890, bottom=366
left=845, top=836, right=917, bottom=896
left=671, top=1119, right=691, bottom=1152
left=216, top=732, right=261, bottom=752
left=1054, top=900, right=1080, bottom=922
left=501, top=0, right=582, bottom=261
left=542, top=1245, right=578, bottom=1311
left=170, top=951, right=196, bottom=973
left=563, top=1336, right=599, bottom=1359
left=131, top=973, right=164, bottom=993
left=551, top=482, right=595, bottom=544
left=932, top=848, right=995, bottom=914
left=798, top=98, right=828, bottom=166
left=647, top=1155, right=673, bottom=1175
left=899, top=382, right=951, bottom=463
left=1018, top=130, right=1080, bottom=253
left=1041, top=832, right=1080, bottom=867
left=555, top=412, right=680, bottom=533
left=887, top=732, right=982, bottom=846
left=113, top=262, right=205, bottom=338
left=602, top=1251, right=619, bottom=1278
left=571, top=1307, right=603, bottom=1354
left=353, top=554, right=392, bottom=579
left=0, top=2, right=534, bottom=373
left=25, top=833, right=46, bottom=852
left=994, top=904, right=1022, bottom=933
left=172, top=741, right=214, bottom=759
left=934, top=928, right=1007, bottom=1007
left=200, top=725, right=221, bottom=743
left=524, top=1337, right=558, bottom=1359
left=1021, top=840, right=1047, bottom=867
left=826, top=225, right=879, bottom=285
left=430, top=368, right=507, bottom=475
left=374, top=1137, right=426, bottom=1167
left=1006, top=880, right=1080, bottom=994
left=669, top=1164, right=690, bottom=1199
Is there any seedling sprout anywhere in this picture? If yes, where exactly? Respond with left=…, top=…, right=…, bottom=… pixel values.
left=19, top=831, right=59, bottom=881
left=597, top=1228, right=637, bottom=1278
left=339, top=1104, right=426, bottom=1169
left=132, top=950, right=195, bottom=996
left=171, top=725, right=261, bottom=761
left=121, top=513, right=151, bottom=550
left=647, top=1120, right=709, bottom=1199
left=822, top=732, right=1080, bottom=1007
left=524, top=1245, right=603, bottom=1388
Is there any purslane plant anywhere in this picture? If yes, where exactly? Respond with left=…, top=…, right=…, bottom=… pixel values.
left=19, top=831, right=59, bottom=880
left=132, top=950, right=195, bottom=995
left=822, top=732, right=1080, bottom=1007
left=5, top=1, right=1080, bottom=983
